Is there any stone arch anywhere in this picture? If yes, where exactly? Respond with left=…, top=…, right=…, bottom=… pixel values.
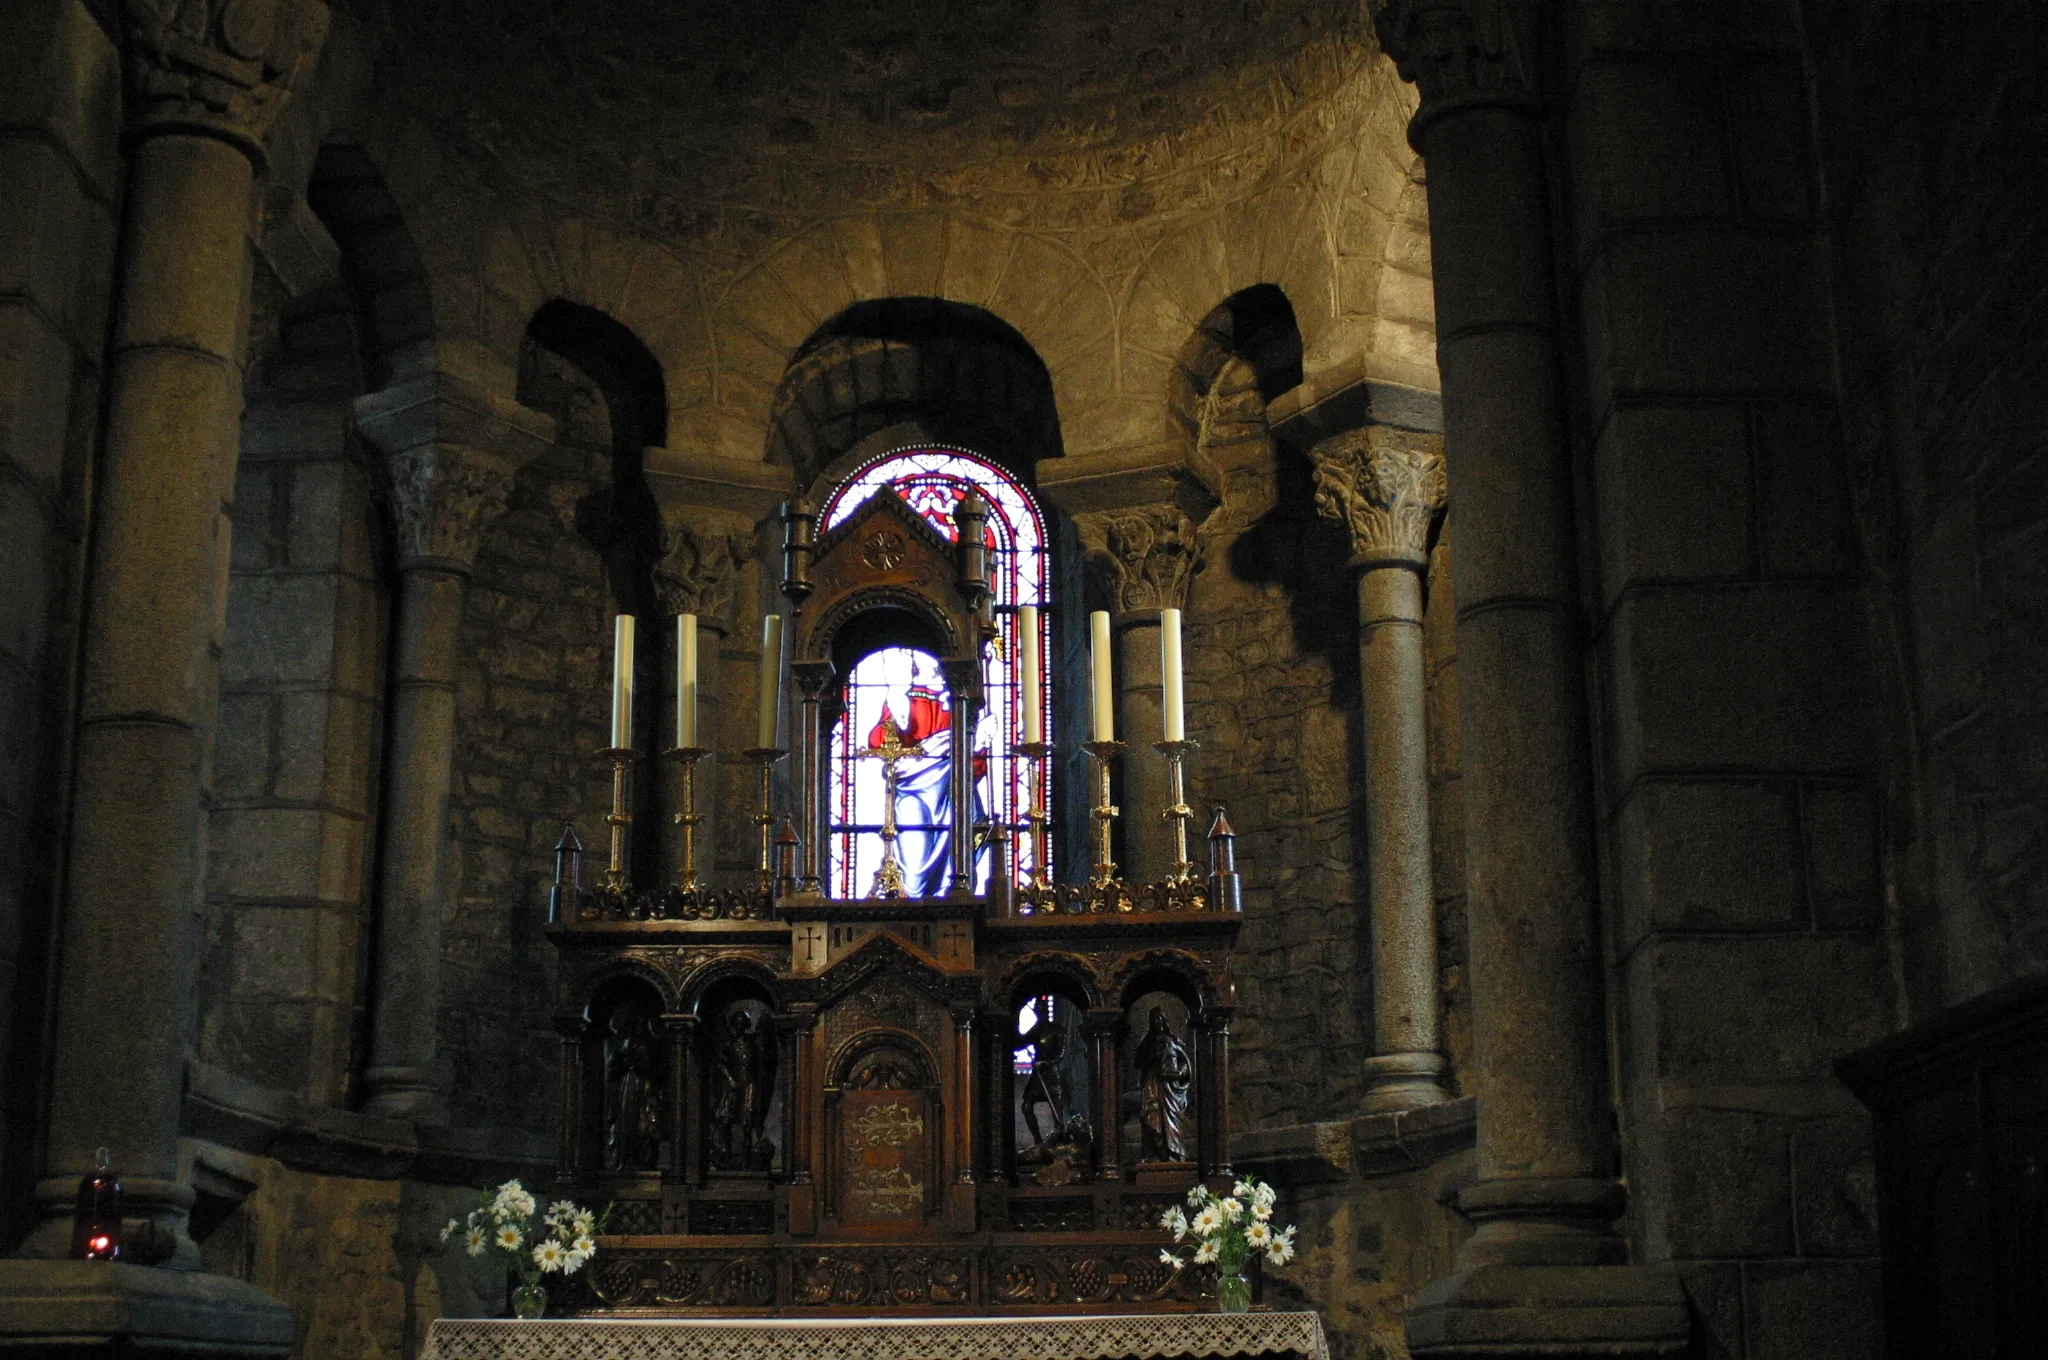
left=306, top=142, right=437, bottom=389
left=767, top=298, right=1061, bottom=488
left=1169, top=285, right=1305, bottom=458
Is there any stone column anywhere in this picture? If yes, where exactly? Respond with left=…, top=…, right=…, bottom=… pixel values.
left=15, top=0, right=328, bottom=1275
left=653, top=518, right=747, bottom=889
left=1075, top=506, right=1203, bottom=885
left=1368, top=0, right=1687, bottom=1353
left=354, top=374, right=554, bottom=1121
left=1311, top=428, right=1452, bottom=1113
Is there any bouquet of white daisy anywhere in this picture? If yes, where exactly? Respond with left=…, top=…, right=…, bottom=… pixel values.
left=1157, top=1175, right=1297, bottom=1313
left=439, top=1179, right=609, bottom=1318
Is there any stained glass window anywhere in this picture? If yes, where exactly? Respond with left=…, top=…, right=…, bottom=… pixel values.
left=821, top=447, right=1050, bottom=897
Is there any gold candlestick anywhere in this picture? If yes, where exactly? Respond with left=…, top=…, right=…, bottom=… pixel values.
left=598, top=747, right=637, bottom=895
left=1153, top=738, right=1200, bottom=885
left=743, top=746, right=786, bottom=898
left=664, top=745, right=711, bottom=898
left=1011, top=740, right=1052, bottom=891
left=1081, top=739, right=1125, bottom=890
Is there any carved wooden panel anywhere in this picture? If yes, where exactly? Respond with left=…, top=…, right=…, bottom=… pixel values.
left=1006, top=1197, right=1095, bottom=1232
left=841, top=1088, right=931, bottom=1229
left=688, top=1199, right=775, bottom=1235
left=582, top=1251, right=778, bottom=1309
left=791, top=1250, right=974, bottom=1308
left=989, top=1250, right=1202, bottom=1308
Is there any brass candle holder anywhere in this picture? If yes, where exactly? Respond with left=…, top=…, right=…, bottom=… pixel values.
left=743, top=746, right=786, bottom=898
left=1153, top=737, right=1200, bottom=886
left=597, top=746, right=637, bottom=895
left=664, top=745, right=711, bottom=899
left=1081, top=739, right=1125, bottom=890
left=1011, top=740, right=1052, bottom=890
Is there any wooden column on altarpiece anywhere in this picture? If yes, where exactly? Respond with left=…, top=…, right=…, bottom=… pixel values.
left=782, top=1005, right=820, bottom=1233
left=663, top=1014, right=696, bottom=1194
left=981, top=1008, right=1012, bottom=1185
left=1196, top=1010, right=1234, bottom=1178
left=554, top=1016, right=589, bottom=1190
left=1087, top=1006, right=1123, bottom=1181
left=948, top=1003, right=979, bottom=1227
left=942, top=657, right=982, bottom=896
left=790, top=663, right=834, bottom=894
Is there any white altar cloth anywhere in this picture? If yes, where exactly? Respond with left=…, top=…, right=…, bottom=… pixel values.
left=422, top=1311, right=1330, bottom=1360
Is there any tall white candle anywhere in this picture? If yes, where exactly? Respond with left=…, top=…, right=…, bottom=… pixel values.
left=1160, top=607, right=1185, bottom=743
left=1089, top=610, right=1114, bottom=742
left=610, top=615, right=636, bottom=749
left=1018, top=605, right=1042, bottom=746
left=676, top=614, right=699, bottom=748
left=756, top=613, right=784, bottom=749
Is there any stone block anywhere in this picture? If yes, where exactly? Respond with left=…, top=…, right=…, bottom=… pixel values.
left=286, top=459, right=347, bottom=569
left=1753, top=400, right=1856, bottom=580
left=0, top=301, right=77, bottom=496
left=273, top=690, right=335, bottom=804
left=0, top=138, right=94, bottom=343
left=1376, top=265, right=1435, bottom=328
left=1595, top=403, right=1752, bottom=609
left=1790, top=1113, right=1879, bottom=1257
left=213, top=693, right=274, bottom=802
left=1677, top=1261, right=1746, bottom=1360
left=1614, top=779, right=1802, bottom=953
left=1625, top=935, right=1892, bottom=1087
left=202, top=997, right=315, bottom=1094
left=222, top=575, right=339, bottom=686
left=229, top=904, right=320, bottom=998
left=0, top=1259, right=294, bottom=1356
left=228, top=462, right=281, bottom=571
left=1726, top=58, right=1816, bottom=223
left=1648, top=1106, right=1795, bottom=1258
left=1907, top=493, right=1984, bottom=728
left=1742, top=1259, right=1882, bottom=1360
left=211, top=807, right=326, bottom=900
left=1802, top=782, right=1880, bottom=930
left=1604, top=585, right=1878, bottom=784
left=1579, top=228, right=1833, bottom=407
left=0, top=478, right=53, bottom=672
left=1563, top=0, right=1802, bottom=64
left=1568, top=58, right=1733, bottom=252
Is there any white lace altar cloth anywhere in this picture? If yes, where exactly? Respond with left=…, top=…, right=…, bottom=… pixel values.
left=422, top=1311, right=1329, bottom=1360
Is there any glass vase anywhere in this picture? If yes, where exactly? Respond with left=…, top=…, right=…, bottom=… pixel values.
left=1216, top=1270, right=1251, bottom=1314
left=511, top=1280, right=547, bottom=1320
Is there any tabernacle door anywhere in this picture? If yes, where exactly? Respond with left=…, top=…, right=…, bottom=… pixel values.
left=836, top=1043, right=938, bottom=1233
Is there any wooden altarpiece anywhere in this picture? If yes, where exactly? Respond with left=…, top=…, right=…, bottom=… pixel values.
left=547, top=489, right=1245, bottom=1315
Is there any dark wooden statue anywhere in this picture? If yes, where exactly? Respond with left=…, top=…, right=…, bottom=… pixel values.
left=545, top=492, right=1247, bottom=1314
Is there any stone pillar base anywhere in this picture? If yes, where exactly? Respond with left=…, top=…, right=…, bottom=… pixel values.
left=1407, top=1264, right=1690, bottom=1360
left=0, top=1261, right=294, bottom=1358
left=360, top=1065, right=447, bottom=1124
left=1361, top=1051, right=1450, bottom=1112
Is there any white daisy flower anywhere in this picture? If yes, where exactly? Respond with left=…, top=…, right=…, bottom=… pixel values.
left=440, top=1218, right=458, bottom=1243
left=1186, top=1185, right=1208, bottom=1209
left=1266, top=1236, right=1296, bottom=1266
left=573, top=1212, right=596, bottom=1237
left=546, top=1200, right=577, bottom=1225
left=1159, top=1250, right=1183, bottom=1270
left=464, top=1226, right=487, bottom=1257
left=1191, top=1205, right=1224, bottom=1237
left=1253, top=1202, right=1272, bottom=1222
left=1254, top=1182, right=1277, bottom=1210
left=533, top=1239, right=568, bottom=1273
left=1219, top=1196, right=1244, bottom=1222
left=1233, top=1181, right=1254, bottom=1200
left=494, top=1224, right=522, bottom=1251
left=564, top=1248, right=590, bottom=1275
left=1193, top=1239, right=1220, bottom=1265
left=572, top=1234, right=595, bottom=1256
left=1245, top=1221, right=1273, bottom=1248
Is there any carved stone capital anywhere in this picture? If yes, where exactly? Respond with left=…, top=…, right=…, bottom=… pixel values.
left=123, top=0, right=331, bottom=159
left=1075, top=504, right=1205, bottom=615
left=1310, top=427, right=1448, bottom=569
left=1370, top=0, right=1538, bottom=143
left=384, top=445, right=522, bottom=572
left=354, top=371, right=556, bottom=572
left=655, top=518, right=750, bottom=629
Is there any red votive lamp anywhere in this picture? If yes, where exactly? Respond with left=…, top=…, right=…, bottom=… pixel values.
left=70, top=1146, right=121, bottom=1260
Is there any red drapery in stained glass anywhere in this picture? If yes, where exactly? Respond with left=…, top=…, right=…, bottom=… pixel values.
left=821, top=448, right=1050, bottom=897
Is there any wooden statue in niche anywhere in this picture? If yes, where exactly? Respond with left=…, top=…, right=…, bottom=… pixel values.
left=709, top=1005, right=776, bottom=1172
left=601, top=998, right=664, bottom=1174
left=1133, top=1007, right=1193, bottom=1163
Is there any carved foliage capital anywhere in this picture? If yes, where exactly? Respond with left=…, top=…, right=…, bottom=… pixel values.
left=389, top=444, right=519, bottom=571
left=1370, top=0, right=1536, bottom=127
left=124, top=0, right=331, bottom=153
left=1310, top=428, right=1448, bottom=568
left=1075, top=505, right=1206, bottom=614
left=655, top=519, right=749, bottom=628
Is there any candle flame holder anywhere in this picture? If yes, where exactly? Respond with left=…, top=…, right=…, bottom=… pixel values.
left=744, top=746, right=786, bottom=905
left=1011, top=741, right=1052, bottom=893
left=1153, top=738, right=1201, bottom=886
left=1081, top=739, right=1126, bottom=899
left=664, top=745, right=711, bottom=901
left=598, top=747, right=637, bottom=895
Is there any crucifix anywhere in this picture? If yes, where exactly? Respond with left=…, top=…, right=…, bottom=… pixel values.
left=857, top=712, right=926, bottom=898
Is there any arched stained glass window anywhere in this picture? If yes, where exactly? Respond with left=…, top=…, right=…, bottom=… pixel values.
left=821, top=448, right=1050, bottom=897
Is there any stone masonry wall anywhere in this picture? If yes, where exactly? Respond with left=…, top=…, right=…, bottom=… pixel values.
left=441, top=351, right=619, bottom=1135
left=1804, top=0, right=2048, bottom=1014
left=1561, top=2, right=1895, bottom=1353
left=0, top=0, right=121, bottom=1249
left=203, top=259, right=388, bottom=1107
